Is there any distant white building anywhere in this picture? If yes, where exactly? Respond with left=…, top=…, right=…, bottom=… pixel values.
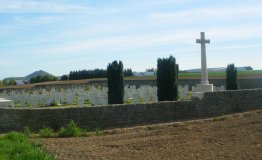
left=133, top=71, right=155, bottom=76
left=15, top=80, right=24, bottom=85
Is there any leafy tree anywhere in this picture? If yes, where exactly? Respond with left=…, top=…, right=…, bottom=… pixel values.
left=61, top=75, right=69, bottom=80
left=124, top=68, right=133, bottom=77
left=2, top=79, right=17, bottom=86
left=226, top=63, right=238, bottom=90
left=146, top=68, right=156, bottom=72
left=0, top=80, right=3, bottom=87
left=9, top=79, right=17, bottom=85
left=10, top=80, right=17, bottom=85
left=2, top=79, right=8, bottom=86
left=245, top=66, right=253, bottom=70
left=30, top=77, right=36, bottom=84
left=107, top=60, right=124, bottom=104
left=157, top=55, right=179, bottom=101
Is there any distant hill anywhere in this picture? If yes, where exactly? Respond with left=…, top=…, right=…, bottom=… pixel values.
left=24, top=70, right=55, bottom=81
left=3, top=70, right=56, bottom=82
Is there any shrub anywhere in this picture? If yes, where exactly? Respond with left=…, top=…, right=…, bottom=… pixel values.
left=107, top=60, right=124, bottom=104
left=49, top=101, right=58, bottom=107
left=84, top=99, right=91, bottom=105
left=95, top=128, right=102, bottom=136
left=157, top=55, right=179, bottom=101
left=23, top=126, right=31, bottom=137
left=58, top=127, right=67, bottom=137
left=58, top=120, right=82, bottom=137
left=5, top=131, right=28, bottom=143
left=39, top=126, right=55, bottom=138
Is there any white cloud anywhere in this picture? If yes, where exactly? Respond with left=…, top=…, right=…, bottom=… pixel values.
left=34, top=31, right=195, bottom=55
left=132, top=0, right=191, bottom=8
left=207, top=25, right=262, bottom=41
left=24, top=23, right=262, bottom=57
left=211, top=44, right=262, bottom=51
left=150, top=4, right=262, bottom=22
left=0, top=0, right=89, bottom=13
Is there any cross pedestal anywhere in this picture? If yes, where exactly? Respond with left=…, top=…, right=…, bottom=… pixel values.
left=193, top=32, right=213, bottom=99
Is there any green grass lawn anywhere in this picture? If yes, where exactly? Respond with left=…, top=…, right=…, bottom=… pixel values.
left=237, top=70, right=262, bottom=75
left=179, top=70, right=262, bottom=78
left=130, top=70, right=262, bottom=79
left=0, top=132, right=54, bottom=160
left=179, top=71, right=225, bottom=77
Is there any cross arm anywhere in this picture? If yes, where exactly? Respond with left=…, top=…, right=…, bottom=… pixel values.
left=196, top=39, right=210, bottom=44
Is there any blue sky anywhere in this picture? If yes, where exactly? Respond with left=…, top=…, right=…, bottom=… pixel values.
left=0, top=0, right=262, bottom=79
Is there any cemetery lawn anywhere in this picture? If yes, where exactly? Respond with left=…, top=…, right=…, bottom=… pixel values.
left=1, top=70, right=262, bottom=90
left=42, top=110, right=262, bottom=160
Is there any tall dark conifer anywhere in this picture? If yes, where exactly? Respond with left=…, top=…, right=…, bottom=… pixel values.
left=226, top=63, right=238, bottom=90
left=157, top=56, right=179, bottom=101
left=107, top=60, right=124, bottom=104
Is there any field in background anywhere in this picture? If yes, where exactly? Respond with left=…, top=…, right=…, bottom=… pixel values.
left=179, top=70, right=262, bottom=79
left=131, top=70, right=262, bottom=79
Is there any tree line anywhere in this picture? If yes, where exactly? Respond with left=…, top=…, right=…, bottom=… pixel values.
left=27, top=68, right=133, bottom=84
left=0, top=79, right=17, bottom=86
left=61, top=68, right=133, bottom=80
left=68, top=69, right=107, bottom=80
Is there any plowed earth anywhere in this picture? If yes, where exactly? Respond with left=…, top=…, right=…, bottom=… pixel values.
left=43, top=110, right=262, bottom=160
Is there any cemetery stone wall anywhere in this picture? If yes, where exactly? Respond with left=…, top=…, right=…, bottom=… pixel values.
left=0, top=88, right=262, bottom=133
left=238, top=79, right=262, bottom=89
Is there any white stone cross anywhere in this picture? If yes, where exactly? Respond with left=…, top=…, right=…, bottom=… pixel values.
left=196, top=32, right=210, bottom=85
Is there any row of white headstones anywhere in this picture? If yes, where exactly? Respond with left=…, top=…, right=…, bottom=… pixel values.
left=0, top=85, right=225, bottom=108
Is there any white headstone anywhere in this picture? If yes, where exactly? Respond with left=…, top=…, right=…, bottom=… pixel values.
left=132, top=93, right=139, bottom=104
left=77, top=98, right=85, bottom=107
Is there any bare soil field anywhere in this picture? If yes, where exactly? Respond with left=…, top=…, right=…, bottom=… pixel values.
left=43, top=110, right=262, bottom=160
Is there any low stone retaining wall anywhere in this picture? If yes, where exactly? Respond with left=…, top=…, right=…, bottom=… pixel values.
left=0, top=89, right=262, bottom=133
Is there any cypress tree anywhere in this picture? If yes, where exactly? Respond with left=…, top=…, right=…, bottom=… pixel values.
left=107, top=60, right=124, bottom=104
left=226, top=63, right=238, bottom=90
left=157, top=56, right=179, bottom=101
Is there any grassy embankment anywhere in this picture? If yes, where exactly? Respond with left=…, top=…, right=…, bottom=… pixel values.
left=0, top=120, right=102, bottom=160
left=0, top=132, right=54, bottom=160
